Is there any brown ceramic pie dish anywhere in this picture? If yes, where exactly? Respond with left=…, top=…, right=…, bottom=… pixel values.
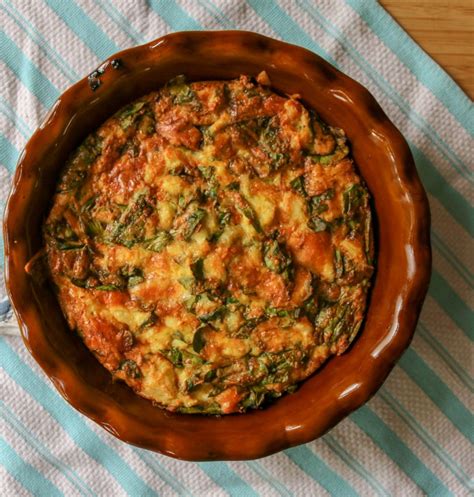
left=3, top=31, right=431, bottom=461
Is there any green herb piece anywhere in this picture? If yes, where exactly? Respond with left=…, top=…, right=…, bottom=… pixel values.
left=334, top=249, right=344, bottom=278
left=242, top=205, right=263, bottom=234
left=343, top=184, right=365, bottom=215
left=118, top=359, right=141, bottom=379
left=204, top=369, right=217, bottom=382
left=227, top=181, right=240, bottom=191
left=162, top=348, right=183, bottom=368
left=143, top=231, right=172, bottom=252
left=192, top=327, right=207, bottom=353
left=263, top=238, right=293, bottom=281
left=85, top=219, right=104, bottom=237
left=93, top=284, right=122, bottom=291
left=310, top=188, right=334, bottom=214
left=139, top=312, right=158, bottom=330
left=168, top=75, right=198, bottom=106
left=241, top=387, right=267, bottom=409
left=183, top=208, right=206, bottom=241
left=319, top=154, right=335, bottom=165
left=190, top=258, right=205, bottom=281
left=118, top=101, right=146, bottom=129
left=290, top=175, right=306, bottom=196
left=119, top=266, right=144, bottom=287
left=198, top=306, right=226, bottom=323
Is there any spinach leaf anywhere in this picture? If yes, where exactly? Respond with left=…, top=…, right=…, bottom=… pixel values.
left=183, top=208, right=206, bottom=241
left=143, top=231, right=172, bottom=252
left=192, top=327, right=207, bottom=353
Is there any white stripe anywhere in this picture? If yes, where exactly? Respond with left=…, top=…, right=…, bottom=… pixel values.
left=0, top=113, right=25, bottom=153
left=319, top=0, right=473, bottom=161
left=145, top=456, right=228, bottom=497
left=74, top=0, right=135, bottom=49
left=0, top=62, right=47, bottom=129
left=176, top=0, right=231, bottom=28
left=114, top=0, right=171, bottom=44
left=371, top=383, right=470, bottom=496
left=430, top=197, right=473, bottom=273
left=0, top=365, right=124, bottom=497
left=309, top=438, right=384, bottom=496
left=13, top=0, right=100, bottom=78
left=2, top=6, right=72, bottom=92
left=421, top=297, right=472, bottom=373
left=332, top=418, right=420, bottom=496
left=1, top=406, right=85, bottom=497
left=227, top=461, right=282, bottom=497
left=0, top=464, right=35, bottom=497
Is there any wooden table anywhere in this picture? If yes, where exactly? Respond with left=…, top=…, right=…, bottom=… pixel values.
left=381, top=0, right=474, bottom=99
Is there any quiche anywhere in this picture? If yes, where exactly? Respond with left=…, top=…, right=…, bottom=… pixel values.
left=43, top=73, right=374, bottom=414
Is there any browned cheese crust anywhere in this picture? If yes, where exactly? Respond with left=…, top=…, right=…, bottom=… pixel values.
left=44, top=74, right=374, bottom=414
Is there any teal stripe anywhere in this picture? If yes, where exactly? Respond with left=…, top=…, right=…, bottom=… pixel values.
left=399, top=348, right=474, bottom=443
left=133, top=451, right=194, bottom=497
left=297, top=0, right=472, bottom=181
left=148, top=0, right=202, bottom=31
left=380, top=389, right=472, bottom=487
left=429, top=270, right=474, bottom=340
left=198, top=0, right=235, bottom=29
left=2, top=1, right=80, bottom=82
left=245, top=0, right=474, bottom=236
left=0, top=437, right=64, bottom=497
left=418, top=322, right=473, bottom=392
left=0, top=133, right=19, bottom=173
left=0, top=402, right=96, bottom=497
left=0, top=31, right=59, bottom=108
left=0, top=97, right=31, bottom=138
left=409, top=144, right=474, bottom=238
left=43, top=0, right=120, bottom=60
left=0, top=339, right=158, bottom=496
left=432, top=233, right=474, bottom=289
left=347, top=0, right=474, bottom=135
left=284, top=446, right=360, bottom=497
left=323, top=435, right=389, bottom=496
left=246, top=461, right=293, bottom=497
left=198, top=462, right=259, bottom=497
left=351, top=407, right=453, bottom=497
left=247, top=0, right=338, bottom=67
left=97, top=0, right=146, bottom=44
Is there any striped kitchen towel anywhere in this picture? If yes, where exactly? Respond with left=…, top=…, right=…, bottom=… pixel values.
left=1, top=1, right=472, bottom=496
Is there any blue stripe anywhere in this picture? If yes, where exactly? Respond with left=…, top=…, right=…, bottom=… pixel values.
left=0, top=97, right=31, bottom=138
left=351, top=407, right=453, bottom=497
left=198, top=462, right=259, bottom=497
left=409, top=144, right=474, bottom=238
left=43, top=0, right=120, bottom=60
left=323, top=434, right=389, bottom=496
left=346, top=0, right=474, bottom=135
left=297, top=0, right=472, bottom=181
left=400, top=349, right=473, bottom=443
left=148, top=0, right=202, bottom=31
left=429, top=271, right=474, bottom=340
left=0, top=437, right=64, bottom=497
left=244, top=0, right=474, bottom=236
left=284, top=445, right=360, bottom=497
left=418, top=322, right=473, bottom=392
left=0, top=402, right=97, bottom=497
left=97, top=0, right=146, bottom=44
left=0, top=133, right=19, bottom=173
left=245, top=461, right=293, bottom=497
left=379, top=389, right=471, bottom=487
left=198, top=0, right=235, bottom=29
left=432, top=233, right=474, bottom=289
left=133, top=451, right=194, bottom=497
left=0, top=31, right=59, bottom=108
left=2, top=1, right=80, bottom=82
left=0, top=339, right=159, bottom=496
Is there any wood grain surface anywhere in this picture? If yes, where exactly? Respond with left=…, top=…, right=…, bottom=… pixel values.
left=381, top=0, right=474, bottom=99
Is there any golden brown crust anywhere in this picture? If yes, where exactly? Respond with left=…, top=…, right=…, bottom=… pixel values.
left=44, top=74, right=374, bottom=414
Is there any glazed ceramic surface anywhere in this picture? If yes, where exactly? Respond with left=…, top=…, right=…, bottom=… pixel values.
left=3, top=31, right=431, bottom=461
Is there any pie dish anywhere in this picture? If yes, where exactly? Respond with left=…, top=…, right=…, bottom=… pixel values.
left=3, top=31, right=431, bottom=460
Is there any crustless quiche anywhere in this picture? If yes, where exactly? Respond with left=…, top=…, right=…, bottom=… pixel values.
left=44, top=73, right=374, bottom=414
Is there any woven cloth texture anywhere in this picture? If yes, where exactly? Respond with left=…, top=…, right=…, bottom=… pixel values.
left=0, top=1, right=472, bottom=496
